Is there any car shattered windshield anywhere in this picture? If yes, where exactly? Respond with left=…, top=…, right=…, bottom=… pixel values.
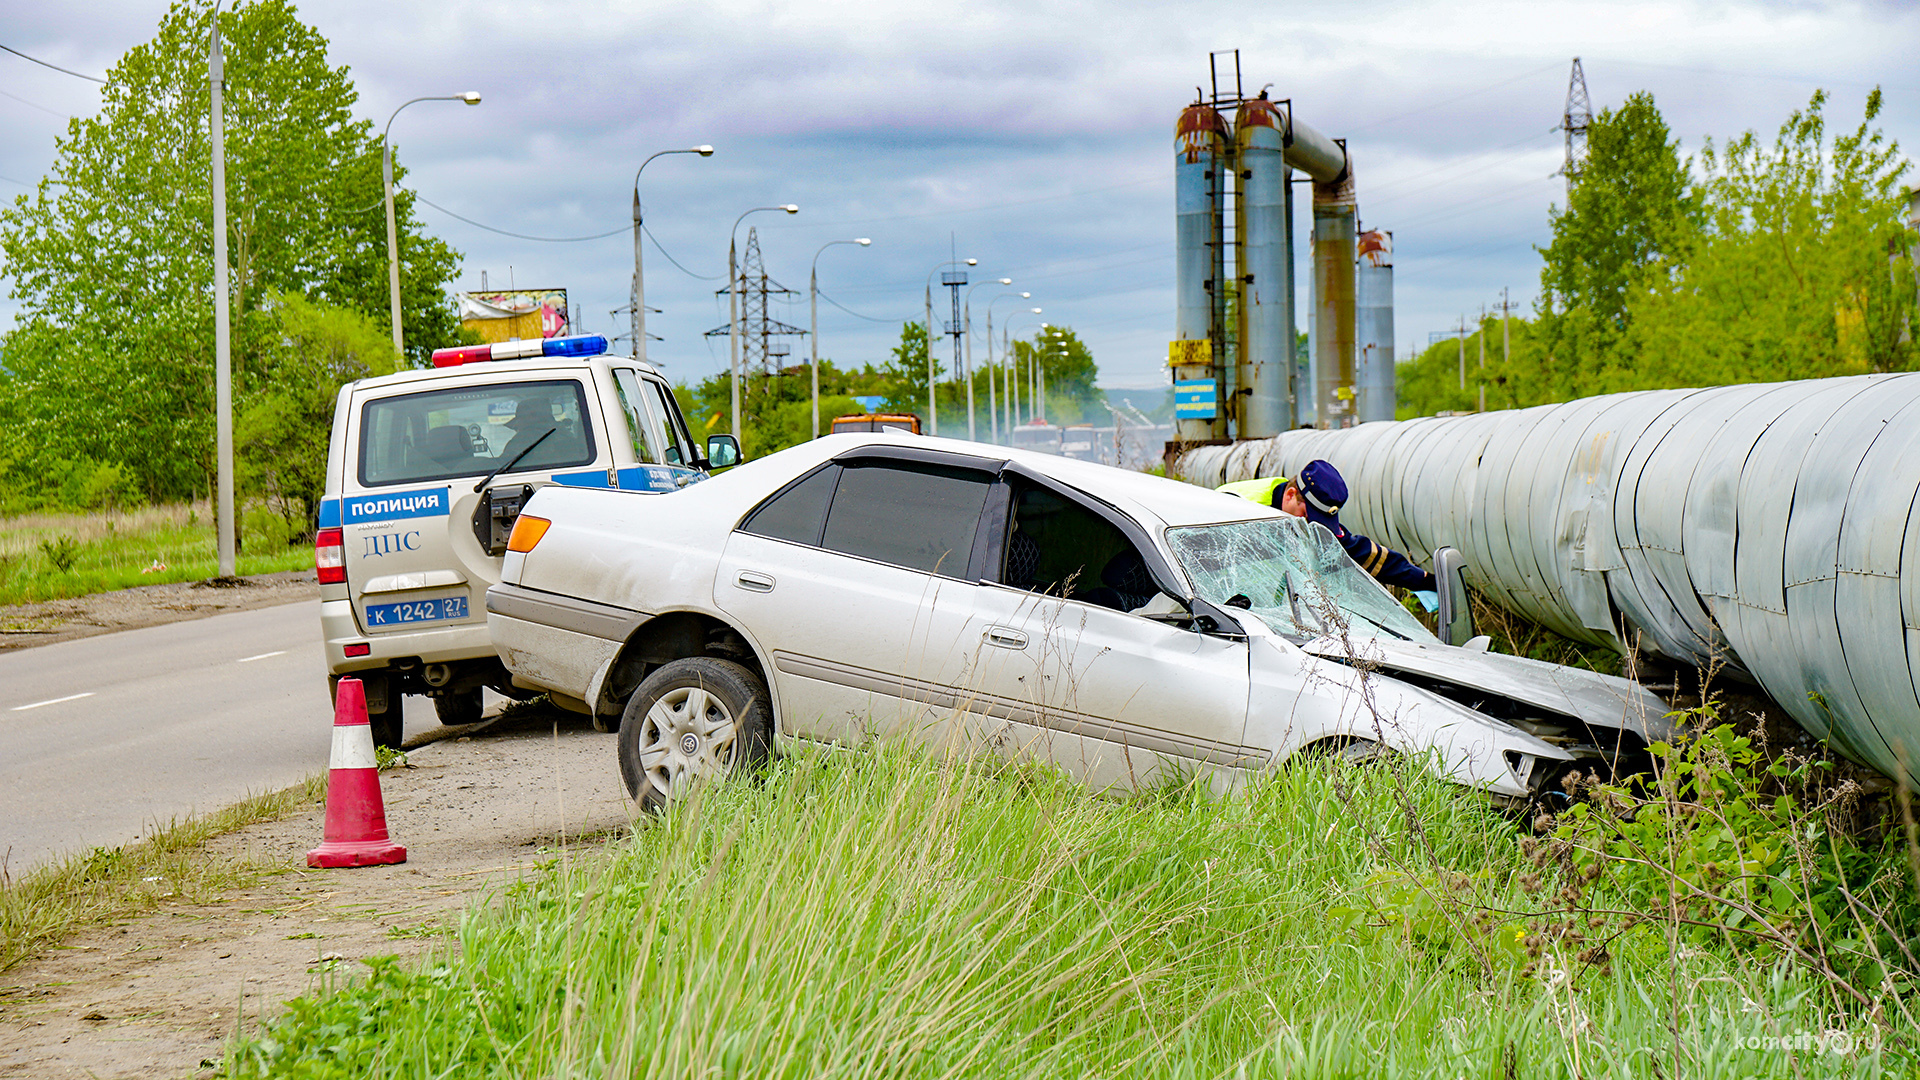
left=1166, top=516, right=1436, bottom=644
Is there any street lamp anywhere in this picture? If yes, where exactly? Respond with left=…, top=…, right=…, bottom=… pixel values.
left=1004, top=309, right=1043, bottom=429
left=209, top=1, right=233, bottom=577
left=631, top=145, right=713, bottom=364
left=383, top=91, right=481, bottom=357
left=985, top=291, right=1030, bottom=443
left=729, top=204, right=799, bottom=440
left=811, top=238, right=871, bottom=439
left=924, top=257, right=976, bottom=436
left=962, top=277, right=1012, bottom=442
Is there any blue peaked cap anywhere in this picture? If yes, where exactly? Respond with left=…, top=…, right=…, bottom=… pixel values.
left=1297, top=459, right=1347, bottom=528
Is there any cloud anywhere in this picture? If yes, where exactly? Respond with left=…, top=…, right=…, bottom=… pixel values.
left=0, top=0, right=1913, bottom=395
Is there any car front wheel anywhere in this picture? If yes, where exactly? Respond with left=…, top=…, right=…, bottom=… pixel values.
left=618, top=657, right=772, bottom=811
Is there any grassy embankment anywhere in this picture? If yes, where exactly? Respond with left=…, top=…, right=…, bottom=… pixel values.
left=223, top=737, right=1919, bottom=1078
left=0, top=774, right=327, bottom=973
left=0, top=502, right=309, bottom=606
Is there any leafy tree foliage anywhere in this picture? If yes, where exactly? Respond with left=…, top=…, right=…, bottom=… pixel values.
left=238, top=293, right=397, bottom=539
left=0, top=0, right=461, bottom=504
left=1400, top=90, right=1914, bottom=419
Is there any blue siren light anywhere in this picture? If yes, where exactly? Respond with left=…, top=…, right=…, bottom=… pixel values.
left=542, top=334, right=609, bottom=358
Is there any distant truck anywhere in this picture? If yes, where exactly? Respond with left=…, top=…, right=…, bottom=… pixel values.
left=315, top=333, right=738, bottom=747
left=830, top=412, right=921, bottom=435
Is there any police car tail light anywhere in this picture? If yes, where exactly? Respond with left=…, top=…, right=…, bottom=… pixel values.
left=315, top=528, right=346, bottom=584
left=506, top=514, right=551, bottom=553
left=430, top=334, right=611, bottom=367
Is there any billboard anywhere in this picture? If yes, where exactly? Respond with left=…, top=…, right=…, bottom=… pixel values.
left=458, top=289, right=569, bottom=343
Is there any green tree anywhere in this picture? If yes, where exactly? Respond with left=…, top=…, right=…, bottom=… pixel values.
left=237, top=292, right=398, bottom=540
left=1624, top=89, right=1914, bottom=384
left=0, top=0, right=465, bottom=501
left=1533, top=91, right=1700, bottom=401
left=882, top=321, right=934, bottom=415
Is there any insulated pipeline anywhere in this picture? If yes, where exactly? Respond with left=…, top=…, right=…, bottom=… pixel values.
left=1174, top=374, right=1920, bottom=786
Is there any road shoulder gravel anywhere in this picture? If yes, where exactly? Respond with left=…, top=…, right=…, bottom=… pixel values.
left=0, top=570, right=320, bottom=652
left=0, top=704, right=635, bottom=1080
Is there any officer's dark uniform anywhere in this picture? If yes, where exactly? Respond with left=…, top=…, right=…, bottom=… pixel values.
left=1217, top=460, right=1436, bottom=592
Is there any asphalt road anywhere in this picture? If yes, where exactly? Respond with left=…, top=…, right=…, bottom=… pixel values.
left=0, top=600, right=439, bottom=875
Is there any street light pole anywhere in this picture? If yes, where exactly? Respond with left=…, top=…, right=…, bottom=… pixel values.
left=383, top=91, right=481, bottom=358
left=985, top=292, right=1030, bottom=444
left=962, top=278, right=1011, bottom=442
left=729, top=205, right=799, bottom=441
left=209, top=2, right=232, bottom=577
left=810, top=237, right=871, bottom=439
left=1004, top=310, right=1042, bottom=430
left=631, top=145, right=713, bottom=364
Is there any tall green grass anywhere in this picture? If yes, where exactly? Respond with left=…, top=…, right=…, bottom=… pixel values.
left=0, top=502, right=309, bottom=605
left=225, top=747, right=1905, bottom=1078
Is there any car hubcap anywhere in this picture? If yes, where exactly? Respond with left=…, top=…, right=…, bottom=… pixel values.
left=636, top=685, right=738, bottom=803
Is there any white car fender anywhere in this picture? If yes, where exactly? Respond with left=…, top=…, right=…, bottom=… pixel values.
left=1245, top=636, right=1569, bottom=797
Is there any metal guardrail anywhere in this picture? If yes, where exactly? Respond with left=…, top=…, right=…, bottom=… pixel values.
left=1174, top=374, right=1920, bottom=786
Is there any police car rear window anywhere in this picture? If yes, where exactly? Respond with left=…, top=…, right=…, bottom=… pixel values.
left=357, top=379, right=595, bottom=488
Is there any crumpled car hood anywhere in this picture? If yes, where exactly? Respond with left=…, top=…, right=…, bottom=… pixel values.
left=1298, top=636, right=1675, bottom=742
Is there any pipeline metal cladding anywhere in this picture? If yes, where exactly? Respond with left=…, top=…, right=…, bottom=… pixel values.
left=1177, top=373, right=1920, bottom=788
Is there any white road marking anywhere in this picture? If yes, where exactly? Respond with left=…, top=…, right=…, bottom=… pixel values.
left=11, top=692, right=95, bottom=711
left=237, top=651, right=287, bottom=663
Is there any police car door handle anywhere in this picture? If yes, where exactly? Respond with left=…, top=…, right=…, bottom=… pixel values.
left=985, top=626, right=1027, bottom=650
left=735, top=571, right=775, bottom=594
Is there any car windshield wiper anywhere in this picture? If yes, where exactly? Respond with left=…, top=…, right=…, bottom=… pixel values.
left=472, top=427, right=556, bottom=493
left=1342, top=608, right=1411, bottom=640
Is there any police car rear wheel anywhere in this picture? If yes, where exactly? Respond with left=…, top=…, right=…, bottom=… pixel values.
left=433, top=688, right=484, bottom=727
left=618, top=657, right=771, bottom=812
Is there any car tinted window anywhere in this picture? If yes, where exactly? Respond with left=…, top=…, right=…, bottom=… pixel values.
left=358, top=379, right=595, bottom=487
left=821, top=463, right=990, bottom=576
left=741, top=465, right=841, bottom=546
left=610, top=369, right=661, bottom=464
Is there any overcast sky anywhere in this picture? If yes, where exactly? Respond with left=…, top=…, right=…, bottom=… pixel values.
left=2, top=0, right=1914, bottom=394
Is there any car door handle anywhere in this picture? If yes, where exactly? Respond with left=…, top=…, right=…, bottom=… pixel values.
left=734, top=570, right=775, bottom=593
left=985, top=626, right=1027, bottom=650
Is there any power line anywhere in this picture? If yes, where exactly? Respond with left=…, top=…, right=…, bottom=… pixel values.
left=644, top=223, right=720, bottom=280
left=0, top=86, right=69, bottom=119
left=1345, top=61, right=1564, bottom=136
left=0, top=44, right=105, bottom=84
left=411, top=192, right=626, bottom=242
left=813, top=287, right=911, bottom=324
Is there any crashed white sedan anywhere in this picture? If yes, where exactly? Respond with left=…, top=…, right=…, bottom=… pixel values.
left=485, top=433, right=1672, bottom=808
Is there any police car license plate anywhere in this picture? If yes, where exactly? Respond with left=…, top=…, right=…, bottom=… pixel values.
left=365, top=597, right=468, bottom=627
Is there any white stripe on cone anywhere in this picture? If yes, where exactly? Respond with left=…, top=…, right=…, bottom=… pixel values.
left=330, top=723, right=378, bottom=770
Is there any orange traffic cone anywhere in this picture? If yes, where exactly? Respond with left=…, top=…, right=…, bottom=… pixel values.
left=308, top=677, right=406, bottom=868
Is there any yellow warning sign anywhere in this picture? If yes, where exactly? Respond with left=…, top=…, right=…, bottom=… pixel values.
left=1167, top=339, right=1211, bottom=367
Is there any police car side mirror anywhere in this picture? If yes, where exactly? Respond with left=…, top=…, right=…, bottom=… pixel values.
left=1434, top=546, right=1473, bottom=647
left=705, top=434, right=741, bottom=470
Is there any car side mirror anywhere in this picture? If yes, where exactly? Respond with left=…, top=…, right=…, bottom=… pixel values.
left=1433, top=546, right=1473, bottom=647
left=705, top=434, right=741, bottom=470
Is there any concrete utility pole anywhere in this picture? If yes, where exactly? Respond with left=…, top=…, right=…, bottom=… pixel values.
left=209, top=2, right=232, bottom=577
left=1456, top=316, right=1467, bottom=393
left=1500, top=287, right=1513, bottom=408
left=632, top=145, right=713, bottom=364
left=1477, top=304, right=1486, bottom=412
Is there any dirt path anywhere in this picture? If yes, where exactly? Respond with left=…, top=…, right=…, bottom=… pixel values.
left=0, top=706, right=637, bottom=1080
left=0, top=571, right=320, bottom=651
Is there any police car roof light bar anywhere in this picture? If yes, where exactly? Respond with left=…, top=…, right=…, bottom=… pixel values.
left=430, top=334, right=612, bottom=368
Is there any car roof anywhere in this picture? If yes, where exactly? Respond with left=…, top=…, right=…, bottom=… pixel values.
left=348, top=353, right=662, bottom=394
left=781, top=431, right=1282, bottom=530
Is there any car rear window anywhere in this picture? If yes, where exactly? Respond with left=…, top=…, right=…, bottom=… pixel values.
left=741, top=465, right=842, bottom=546
left=819, top=463, right=990, bottom=576
left=358, top=379, right=595, bottom=487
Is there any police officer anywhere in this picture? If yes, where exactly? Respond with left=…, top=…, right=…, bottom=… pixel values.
left=1218, top=459, right=1437, bottom=593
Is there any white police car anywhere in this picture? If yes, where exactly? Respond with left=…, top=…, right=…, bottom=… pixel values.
left=316, top=333, right=738, bottom=747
